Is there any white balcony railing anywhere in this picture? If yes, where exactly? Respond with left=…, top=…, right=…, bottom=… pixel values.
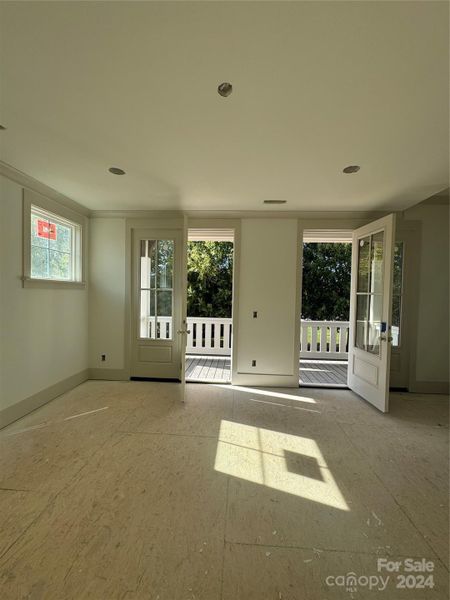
left=299, top=320, right=349, bottom=360
left=145, top=317, right=349, bottom=359
left=187, top=317, right=233, bottom=356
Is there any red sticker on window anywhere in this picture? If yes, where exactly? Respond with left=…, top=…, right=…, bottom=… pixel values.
left=37, top=220, right=57, bottom=240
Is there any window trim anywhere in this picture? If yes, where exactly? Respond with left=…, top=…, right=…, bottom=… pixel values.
left=23, top=189, right=87, bottom=289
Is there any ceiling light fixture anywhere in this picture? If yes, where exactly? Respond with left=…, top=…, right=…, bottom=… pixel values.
left=108, top=167, right=126, bottom=175
left=263, top=200, right=287, bottom=204
left=343, top=165, right=360, bottom=174
left=218, top=82, right=233, bottom=97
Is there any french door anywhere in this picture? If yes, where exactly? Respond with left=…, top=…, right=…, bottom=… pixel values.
left=131, top=228, right=187, bottom=381
left=348, top=214, right=396, bottom=412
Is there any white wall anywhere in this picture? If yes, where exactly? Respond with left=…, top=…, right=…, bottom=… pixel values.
left=403, top=199, right=449, bottom=388
left=0, top=175, right=89, bottom=421
left=88, top=218, right=127, bottom=372
left=233, top=218, right=300, bottom=386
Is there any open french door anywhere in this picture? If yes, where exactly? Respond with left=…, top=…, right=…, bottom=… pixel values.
left=348, top=214, right=396, bottom=412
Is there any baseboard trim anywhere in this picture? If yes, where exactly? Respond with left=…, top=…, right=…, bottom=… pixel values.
left=88, top=368, right=129, bottom=381
left=0, top=369, right=89, bottom=430
left=409, top=381, right=450, bottom=394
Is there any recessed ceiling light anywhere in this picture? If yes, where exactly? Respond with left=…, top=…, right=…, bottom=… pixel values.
left=218, top=82, right=233, bottom=97
left=343, top=165, right=360, bottom=174
left=263, top=200, right=287, bottom=204
left=108, top=167, right=126, bottom=175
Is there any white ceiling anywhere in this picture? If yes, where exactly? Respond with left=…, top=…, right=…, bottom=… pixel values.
left=0, top=1, right=448, bottom=212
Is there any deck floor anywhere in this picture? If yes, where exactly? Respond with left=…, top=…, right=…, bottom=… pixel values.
left=186, top=355, right=232, bottom=382
left=186, top=355, right=347, bottom=386
left=299, top=359, right=348, bottom=386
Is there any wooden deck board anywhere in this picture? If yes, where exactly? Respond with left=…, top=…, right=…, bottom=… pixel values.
left=185, top=355, right=231, bottom=382
left=185, top=356, right=347, bottom=386
left=299, top=360, right=348, bottom=386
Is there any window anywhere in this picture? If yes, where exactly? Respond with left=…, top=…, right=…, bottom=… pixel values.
left=23, top=190, right=85, bottom=288
left=30, top=206, right=81, bottom=281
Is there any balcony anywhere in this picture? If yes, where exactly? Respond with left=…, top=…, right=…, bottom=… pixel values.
left=149, top=317, right=349, bottom=386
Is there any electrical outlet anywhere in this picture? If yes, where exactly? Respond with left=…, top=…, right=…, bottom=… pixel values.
left=101, top=354, right=106, bottom=362
left=252, top=360, right=256, bottom=367
left=253, top=311, right=258, bottom=318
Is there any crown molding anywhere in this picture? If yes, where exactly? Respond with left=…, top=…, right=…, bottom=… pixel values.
left=91, top=208, right=388, bottom=220
left=420, top=191, right=449, bottom=206
left=90, top=209, right=183, bottom=219
left=0, top=160, right=91, bottom=217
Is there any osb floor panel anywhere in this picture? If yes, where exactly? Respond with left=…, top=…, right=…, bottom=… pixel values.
left=0, top=381, right=448, bottom=599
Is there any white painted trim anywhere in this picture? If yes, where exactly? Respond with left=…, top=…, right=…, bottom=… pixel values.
left=0, top=370, right=89, bottom=430
left=0, top=160, right=91, bottom=217
left=231, top=222, right=241, bottom=386
left=92, top=209, right=388, bottom=221
left=188, top=228, right=234, bottom=242
left=408, top=381, right=450, bottom=394
left=22, top=278, right=86, bottom=290
left=293, top=221, right=303, bottom=383
left=92, top=210, right=183, bottom=220
left=303, top=229, right=353, bottom=243
left=88, top=368, right=129, bottom=381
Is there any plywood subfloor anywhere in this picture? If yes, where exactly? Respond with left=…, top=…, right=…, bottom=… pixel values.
left=0, top=382, right=448, bottom=599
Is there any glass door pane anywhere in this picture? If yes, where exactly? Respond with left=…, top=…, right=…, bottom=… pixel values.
left=357, top=237, right=370, bottom=292
left=354, top=231, right=385, bottom=356
left=139, top=239, right=174, bottom=339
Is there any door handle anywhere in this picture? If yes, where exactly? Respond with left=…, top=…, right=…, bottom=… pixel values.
left=177, top=329, right=191, bottom=335
left=380, top=333, right=393, bottom=342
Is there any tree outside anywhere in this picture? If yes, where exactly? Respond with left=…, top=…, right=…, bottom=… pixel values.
left=187, top=241, right=352, bottom=320
left=301, top=243, right=351, bottom=320
left=187, top=241, right=233, bottom=318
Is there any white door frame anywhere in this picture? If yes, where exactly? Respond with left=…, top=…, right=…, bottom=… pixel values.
left=187, top=218, right=240, bottom=385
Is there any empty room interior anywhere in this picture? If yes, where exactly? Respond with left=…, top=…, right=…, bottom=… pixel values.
left=0, top=2, right=449, bottom=599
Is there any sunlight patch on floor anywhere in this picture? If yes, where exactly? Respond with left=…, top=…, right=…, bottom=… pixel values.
left=215, top=420, right=349, bottom=511
left=217, top=385, right=317, bottom=404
